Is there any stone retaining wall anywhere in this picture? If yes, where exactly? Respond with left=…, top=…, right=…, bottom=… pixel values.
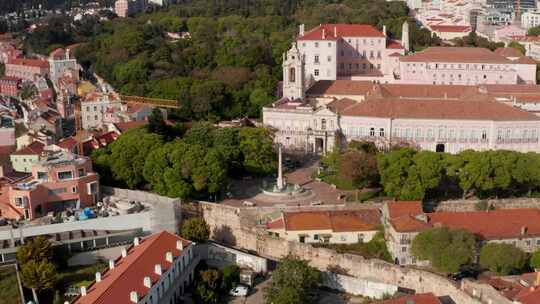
left=200, top=201, right=481, bottom=304
left=434, top=197, right=540, bottom=212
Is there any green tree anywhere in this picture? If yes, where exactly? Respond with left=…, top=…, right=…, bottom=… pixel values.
left=108, top=127, right=163, bottom=188
left=528, top=26, right=540, bottom=36
left=238, top=128, right=276, bottom=175
left=338, top=150, right=378, bottom=188
left=16, top=236, right=52, bottom=265
left=479, top=243, right=527, bottom=275
left=508, top=41, right=526, bottom=55
left=147, top=108, right=168, bottom=136
left=411, top=227, right=476, bottom=273
left=221, top=265, right=240, bottom=290
left=181, top=218, right=210, bottom=242
left=264, top=255, right=321, bottom=304
left=20, top=260, right=57, bottom=304
left=530, top=250, right=540, bottom=270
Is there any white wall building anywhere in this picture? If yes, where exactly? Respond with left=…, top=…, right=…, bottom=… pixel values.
left=522, top=9, right=540, bottom=29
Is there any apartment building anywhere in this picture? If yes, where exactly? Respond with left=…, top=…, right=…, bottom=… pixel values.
left=266, top=209, right=381, bottom=244
left=10, top=141, right=46, bottom=173
left=0, top=76, right=21, bottom=97
left=74, top=231, right=197, bottom=304
left=115, top=0, right=146, bottom=18
left=5, top=58, right=49, bottom=81
left=0, top=150, right=99, bottom=220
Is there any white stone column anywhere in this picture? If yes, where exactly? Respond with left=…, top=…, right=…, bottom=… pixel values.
left=276, top=144, right=284, bottom=190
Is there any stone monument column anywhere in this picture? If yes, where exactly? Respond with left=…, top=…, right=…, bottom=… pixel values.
left=276, top=144, right=284, bottom=190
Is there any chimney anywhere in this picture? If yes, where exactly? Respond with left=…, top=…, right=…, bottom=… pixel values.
left=130, top=291, right=139, bottom=303
left=299, top=24, right=305, bottom=36
left=536, top=271, right=540, bottom=286
left=154, top=264, right=162, bottom=275
left=143, top=276, right=152, bottom=288
left=166, top=251, right=173, bottom=263
left=95, top=272, right=101, bottom=282
left=133, top=237, right=140, bottom=246
left=121, top=248, right=127, bottom=258
left=521, top=226, right=528, bottom=235
left=334, top=26, right=337, bottom=37
left=109, top=259, right=115, bottom=270
left=322, top=28, right=326, bottom=39
left=177, top=240, right=184, bottom=250
left=80, top=286, right=87, bottom=296
left=383, top=25, right=387, bottom=37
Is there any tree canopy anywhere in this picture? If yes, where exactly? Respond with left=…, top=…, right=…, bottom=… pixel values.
left=411, top=227, right=476, bottom=273
left=479, top=243, right=528, bottom=275
left=181, top=218, right=210, bottom=243
left=264, top=255, right=322, bottom=304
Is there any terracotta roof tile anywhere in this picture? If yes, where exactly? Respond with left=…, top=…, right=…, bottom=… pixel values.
left=327, top=98, right=357, bottom=114
left=306, top=80, right=375, bottom=96
left=514, top=56, right=537, bottom=64
left=401, top=47, right=512, bottom=64
left=280, top=210, right=380, bottom=232
left=495, top=47, right=523, bottom=58
left=298, top=24, right=385, bottom=40
left=340, top=98, right=540, bottom=121
left=387, top=201, right=423, bottom=219
left=74, top=231, right=191, bottom=304
left=8, top=57, right=49, bottom=68
left=113, top=121, right=147, bottom=133
left=12, top=141, right=45, bottom=156
left=428, top=209, right=540, bottom=240
left=389, top=214, right=432, bottom=233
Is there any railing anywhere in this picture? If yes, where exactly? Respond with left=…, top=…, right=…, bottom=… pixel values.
left=120, top=95, right=180, bottom=109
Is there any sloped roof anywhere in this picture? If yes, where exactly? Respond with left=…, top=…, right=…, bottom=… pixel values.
left=340, top=98, right=540, bottom=121
left=298, top=24, right=385, bottom=40
left=400, top=47, right=512, bottom=64
left=276, top=210, right=381, bottom=232
left=306, top=80, right=375, bottom=96
left=74, top=231, right=191, bottom=304
left=12, top=141, right=45, bottom=156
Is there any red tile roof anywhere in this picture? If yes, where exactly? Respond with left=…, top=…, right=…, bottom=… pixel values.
left=8, top=57, right=49, bottom=68
left=11, top=141, right=45, bottom=156
left=514, top=56, right=537, bottom=65
left=400, top=47, right=512, bottom=64
left=56, top=137, right=78, bottom=151
left=495, top=47, right=523, bottom=58
left=428, top=209, right=540, bottom=240
left=387, top=40, right=404, bottom=49
left=430, top=25, right=471, bottom=33
left=387, top=201, right=423, bottom=219
left=390, top=214, right=432, bottom=233
left=74, top=231, right=191, bottom=304
left=271, top=210, right=381, bottom=232
left=306, top=80, right=375, bottom=96
left=113, top=120, right=147, bottom=133
left=380, top=293, right=441, bottom=304
left=340, top=98, right=540, bottom=121
left=298, top=24, right=385, bottom=40
left=327, top=98, right=357, bottom=114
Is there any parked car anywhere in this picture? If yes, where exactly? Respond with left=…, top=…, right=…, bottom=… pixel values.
left=229, top=285, right=249, bottom=297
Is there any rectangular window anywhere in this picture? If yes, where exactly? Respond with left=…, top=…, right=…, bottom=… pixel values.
left=314, top=42, right=319, bottom=48
left=57, top=171, right=73, bottom=180
left=314, top=55, right=319, bottom=64
left=327, top=55, right=332, bottom=62
left=379, top=128, right=385, bottom=137
left=78, top=168, right=86, bottom=177
left=48, top=188, right=67, bottom=195
left=37, top=172, right=48, bottom=180
left=314, top=69, right=319, bottom=76
left=369, top=127, right=375, bottom=137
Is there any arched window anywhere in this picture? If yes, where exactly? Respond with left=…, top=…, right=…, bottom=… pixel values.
left=289, top=67, right=296, bottom=83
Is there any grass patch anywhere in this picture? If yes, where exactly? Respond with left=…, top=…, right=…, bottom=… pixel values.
left=313, top=230, right=392, bottom=262
left=0, top=265, right=22, bottom=304
left=57, top=263, right=107, bottom=290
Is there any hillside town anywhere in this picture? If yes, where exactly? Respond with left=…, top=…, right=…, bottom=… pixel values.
left=2, top=0, right=540, bottom=304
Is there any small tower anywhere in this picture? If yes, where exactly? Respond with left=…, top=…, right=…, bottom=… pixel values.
left=282, top=43, right=305, bottom=100
left=402, top=21, right=410, bottom=53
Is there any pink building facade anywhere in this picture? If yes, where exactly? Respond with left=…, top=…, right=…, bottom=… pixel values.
left=399, top=47, right=537, bottom=85
left=0, top=151, right=99, bottom=220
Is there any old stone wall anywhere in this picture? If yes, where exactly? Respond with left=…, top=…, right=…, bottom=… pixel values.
left=200, top=202, right=481, bottom=304
left=461, top=279, right=513, bottom=304
left=434, top=197, right=540, bottom=212
left=322, top=272, right=398, bottom=298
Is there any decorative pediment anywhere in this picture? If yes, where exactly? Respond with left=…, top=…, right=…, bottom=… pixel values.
left=313, top=107, right=337, bottom=117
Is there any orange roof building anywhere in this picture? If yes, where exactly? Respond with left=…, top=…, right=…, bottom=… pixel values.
left=74, top=231, right=196, bottom=304
left=267, top=209, right=381, bottom=244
